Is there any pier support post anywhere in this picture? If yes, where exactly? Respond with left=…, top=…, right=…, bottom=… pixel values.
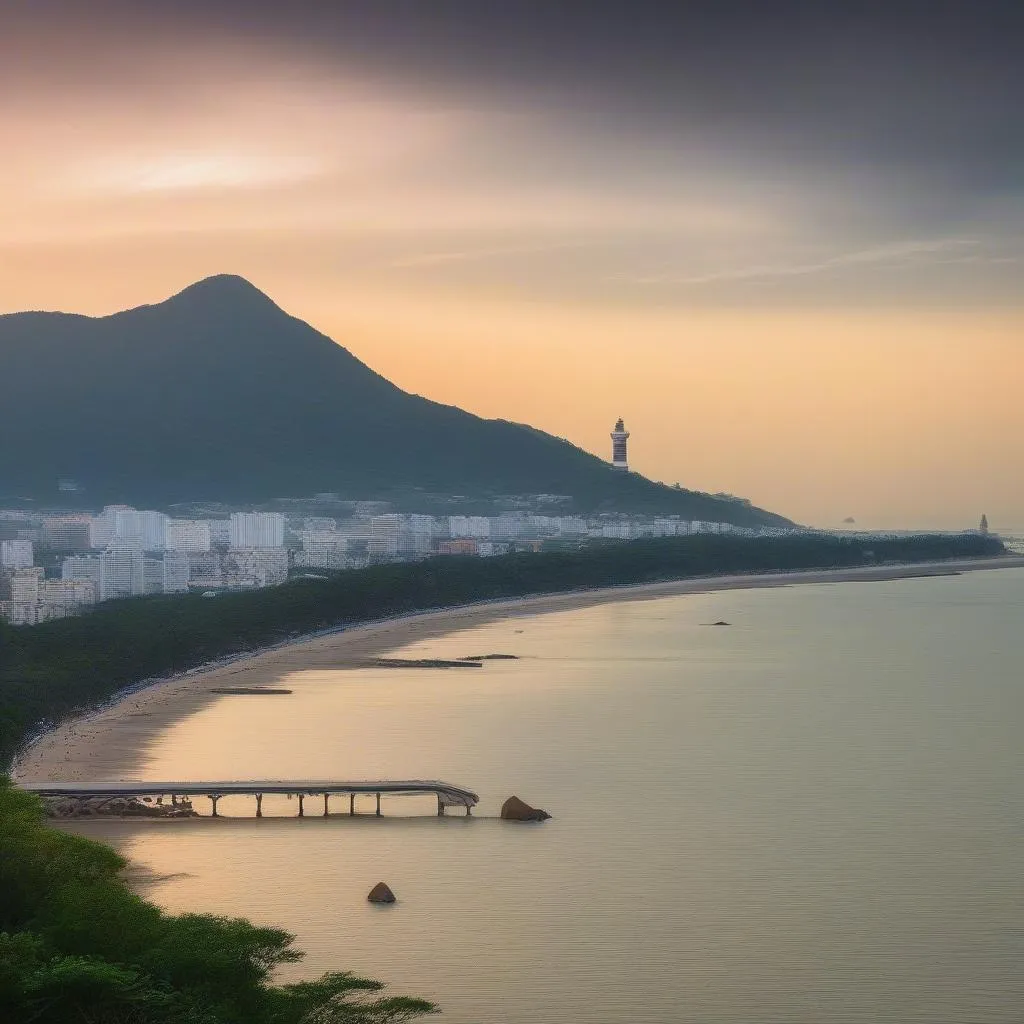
left=438, top=796, right=445, bottom=817
left=297, top=794, right=304, bottom=818
left=323, top=793, right=329, bottom=817
left=375, top=793, right=381, bottom=817
left=210, top=795, right=220, bottom=818
left=349, top=793, right=355, bottom=816
left=255, top=793, right=263, bottom=818
left=466, top=804, right=472, bottom=816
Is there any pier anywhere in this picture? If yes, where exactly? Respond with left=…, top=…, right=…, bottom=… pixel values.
left=19, top=779, right=479, bottom=817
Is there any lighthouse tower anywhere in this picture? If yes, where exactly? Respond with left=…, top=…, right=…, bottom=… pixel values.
left=610, top=418, right=630, bottom=471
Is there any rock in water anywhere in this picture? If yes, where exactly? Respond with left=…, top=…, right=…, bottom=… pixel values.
left=367, top=882, right=396, bottom=904
left=500, top=795, right=551, bottom=822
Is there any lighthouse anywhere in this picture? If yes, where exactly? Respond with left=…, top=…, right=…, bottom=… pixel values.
left=610, top=418, right=630, bottom=471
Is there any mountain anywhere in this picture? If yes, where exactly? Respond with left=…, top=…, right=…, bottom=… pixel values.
left=0, top=275, right=790, bottom=526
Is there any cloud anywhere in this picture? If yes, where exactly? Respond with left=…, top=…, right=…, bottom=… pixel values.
left=389, top=240, right=586, bottom=268
left=67, top=152, right=323, bottom=195
left=626, top=238, right=985, bottom=286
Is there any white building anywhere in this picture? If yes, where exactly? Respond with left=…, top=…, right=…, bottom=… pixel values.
left=90, top=505, right=134, bottom=549
left=490, top=516, right=524, bottom=541
left=163, top=551, right=190, bottom=593
left=166, top=519, right=212, bottom=553
left=208, top=519, right=231, bottom=546
left=335, top=518, right=373, bottom=541
left=449, top=516, right=490, bottom=539
left=143, top=558, right=165, bottom=595
left=120, top=509, right=168, bottom=550
left=99, top=548, right=145, bottom=601
left=407, top=514, right=436, bottom=554
left=0, top=538, right=34, bottom=569
left=370, top=515, right=403, bottom=556
left=90, top=506, right=167, bottom=551
left=610, top=417, right=630, bottom=471
left=298, top=530, right=350, bottom=569
left=9, top=567, right=43, bottom=604
left=303, top=517, right=337, bottom=532
left=187, top=551, right=222, bottom=588
left=601, top=523, right=635, bottom=540
left=229, top=512, right=285, bottom=549
left=62, top=556, right=102, bottom=600
left=557, top=516, right=588, bottom=535
left=223, top=547, right=289, bottom=588
left=40, top=578, right=96, bottom=612
left=40, top=517, right=92, bottom=551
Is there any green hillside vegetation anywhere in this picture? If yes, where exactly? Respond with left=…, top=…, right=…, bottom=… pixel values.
left=0, top=275, right=789, bottom=524
left=0, top=532, right=1003, bottom=769
left=0, top=778, right=435, bottom=1023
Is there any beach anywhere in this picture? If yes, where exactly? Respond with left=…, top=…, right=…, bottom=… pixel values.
left=13, top=556, right=1023, bottom=785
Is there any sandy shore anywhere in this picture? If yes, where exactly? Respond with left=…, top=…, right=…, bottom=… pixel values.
left=13, top=556, right=1023, bottom=784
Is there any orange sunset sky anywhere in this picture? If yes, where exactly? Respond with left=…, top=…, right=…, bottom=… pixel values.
left=1, top=4, right=1021, bottom=529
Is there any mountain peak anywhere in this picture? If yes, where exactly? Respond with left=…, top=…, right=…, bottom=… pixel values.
left=163, top=274, right=280, bottom=312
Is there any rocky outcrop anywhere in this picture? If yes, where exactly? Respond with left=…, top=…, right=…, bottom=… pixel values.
left=369, top=658, right=480, bottom=669
left=367, top=882, right=396, bottom=904
left=43, top=796, right=199, bottom=819
left=500, top=795, right=551, bottom=822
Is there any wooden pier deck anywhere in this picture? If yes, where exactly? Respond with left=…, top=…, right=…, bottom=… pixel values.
left=19, top=779, right=480, bottom=817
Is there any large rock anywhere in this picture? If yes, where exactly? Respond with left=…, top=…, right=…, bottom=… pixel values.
left=500, top=795, right=551, bottom=822
left=367, top=882, right=396, bottom=904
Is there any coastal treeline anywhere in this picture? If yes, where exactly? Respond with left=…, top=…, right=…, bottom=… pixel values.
left=0, top=777, right=435, bottom=1023
left=0, top=532, right=1003, bottom=768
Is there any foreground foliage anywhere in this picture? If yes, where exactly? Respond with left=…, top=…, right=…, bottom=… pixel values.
left=0, top=532, right=1004, bottom=768
left=0, top=778, right=436, bottom=1023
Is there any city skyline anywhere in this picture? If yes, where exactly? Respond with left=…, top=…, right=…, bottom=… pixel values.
left=1, top=2, right=1021, bottom=528
left=2, top=501, right=805, bottom=624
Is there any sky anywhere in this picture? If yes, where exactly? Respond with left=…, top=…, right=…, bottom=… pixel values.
left=1, top=0, right=1021, bottom=529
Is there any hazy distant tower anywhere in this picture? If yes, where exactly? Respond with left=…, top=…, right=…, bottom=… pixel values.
left=610, top=418, right=630, bottom=472
left=979, top=514, right=989, bottom=536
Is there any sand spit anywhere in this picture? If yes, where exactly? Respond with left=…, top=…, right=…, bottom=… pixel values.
left=12, top=557, right=1024, bottom=785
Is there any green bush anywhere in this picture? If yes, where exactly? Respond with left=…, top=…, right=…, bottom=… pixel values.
left=1, top=532, right=1004, bottom=769
left=0, top=778, right=435, bottom=1023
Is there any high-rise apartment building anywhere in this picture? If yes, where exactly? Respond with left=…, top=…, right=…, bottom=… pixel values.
left=187, top=551, right=222, bottom=588
left=407, top=514, right=436, bottom=554
left=0, top=538, right=33, bottom=569
left=89, top=506, right=167, bottom=550
left=208, top=519, right=231, bottom=546
left=116, top=510, right=168, bottom=550
left=162, top=551, right=190, bottom=593
left=40, top=578, right=96, bottom=612
left=370, top=514, right=403, bottom=556
left=40, top=516, right=92, bottom=551
left=449, top=516, right=490, bottom=539
left=89, top=505, right=135, bottom=549
left=490, top=516, right=524, bottom=541
left=62, top=555, right=102, bottom=600
left=143, top=558, right=165, bottom=595
left=303, top=517, right=337, bottom=532
left=9, top=566, right=43, bottom=603
left=223, top=547, right=289, bottom=587
left=166, top=519, right=212, bottom=553
left=229, top=512, right=285, bottom=548
left=99, top=548, right=145, bottom=601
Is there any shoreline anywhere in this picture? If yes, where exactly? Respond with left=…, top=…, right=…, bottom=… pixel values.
left=12, top=556, right=1024, bottom=785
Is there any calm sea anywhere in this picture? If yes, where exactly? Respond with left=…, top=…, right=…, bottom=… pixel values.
left=75, top=569, right=1024, bottom=1023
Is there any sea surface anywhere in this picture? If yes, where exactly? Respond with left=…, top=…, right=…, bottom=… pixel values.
left=76, top=569, right=1024, bottom=1023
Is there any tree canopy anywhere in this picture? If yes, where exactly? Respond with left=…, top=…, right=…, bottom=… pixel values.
left=0, top=531, right=1003, bottom=770
left=0, top=777, right=436, bottom=1024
